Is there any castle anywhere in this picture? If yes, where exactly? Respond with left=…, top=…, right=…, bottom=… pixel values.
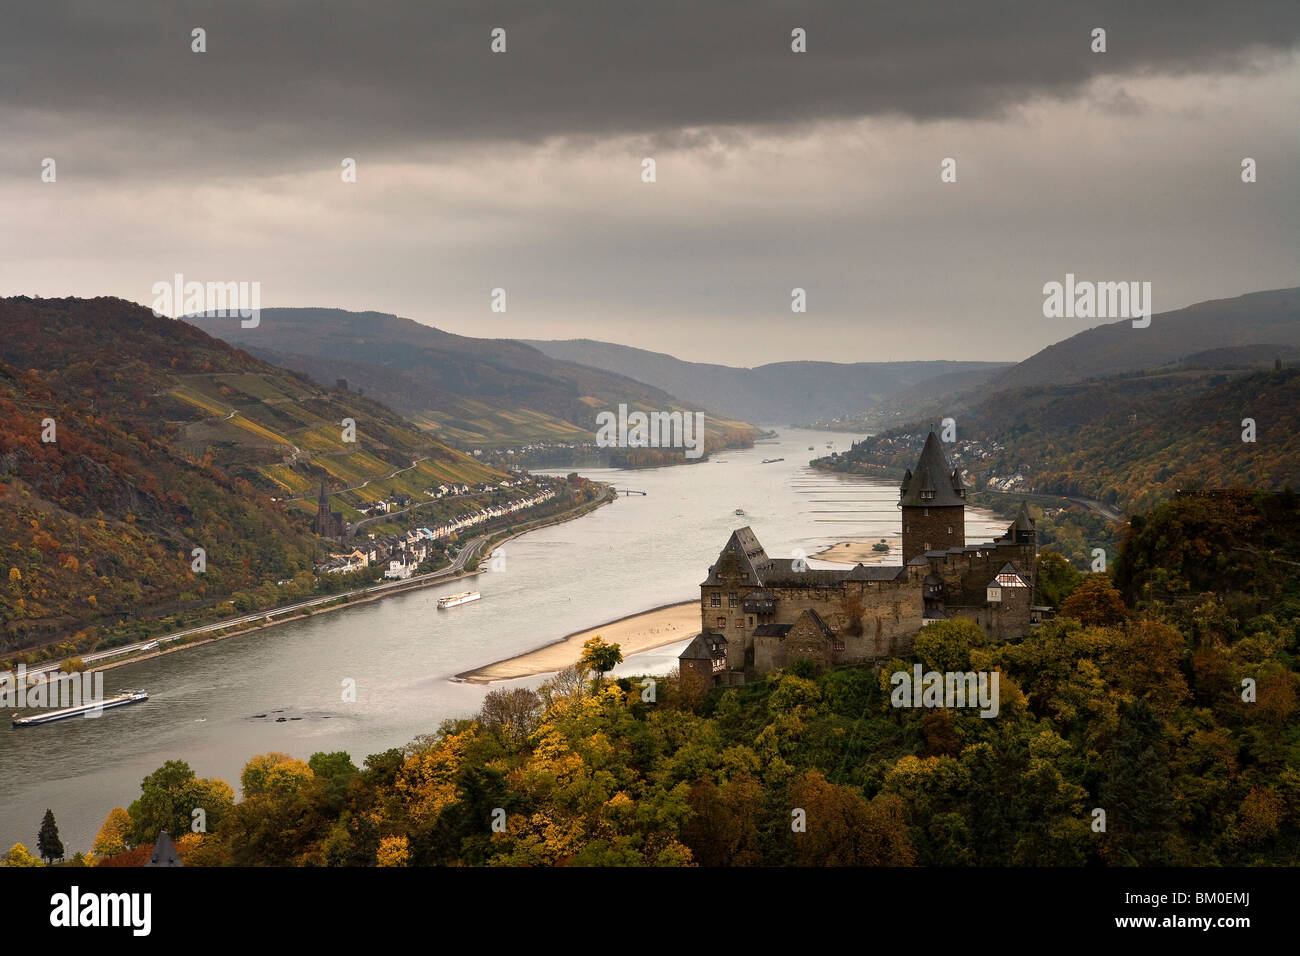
left=679, top=431, right=1040, bottom=686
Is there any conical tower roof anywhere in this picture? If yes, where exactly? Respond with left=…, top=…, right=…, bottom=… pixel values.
left=899, top=432, right=965, bottom=507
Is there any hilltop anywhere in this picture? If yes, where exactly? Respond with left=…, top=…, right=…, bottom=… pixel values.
left=991, top=287, right=1300, bottom=392
left=0, top=296, right=502, bottom=654
left=186, top=308, right=759, bottom=454
left=523, top=336, right=1008, bottom=426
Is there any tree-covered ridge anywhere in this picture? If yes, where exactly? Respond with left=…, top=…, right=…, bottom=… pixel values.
left=820, top=364, right=1300, bottom=517
left=72, top=492, right=1298, bottom=867
left=0, top=296, right=503, bottom=655
left=186, top=307, right=763, bottom=452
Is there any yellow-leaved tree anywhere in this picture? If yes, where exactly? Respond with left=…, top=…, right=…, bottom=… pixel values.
left=3, top=843, right=43, bottom=867
left=92, top=807, right=132, bottom=857
left=376, top=835, right=409, bottom=867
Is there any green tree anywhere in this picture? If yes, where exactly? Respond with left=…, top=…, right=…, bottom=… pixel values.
left=914, top=617, right=986, bottom=672
left=37, top=809, right=63, bottom=863
left=1100, top=698, right=1175, bottom=865
left=127, top=760, right=235, bottom=844
left=578, top=636, right=622, bottom=688
left=1036, top=551, right=1083, bottom=607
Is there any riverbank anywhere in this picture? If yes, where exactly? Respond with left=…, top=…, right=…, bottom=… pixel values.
left=78, top=488, right=615, bottom=677
left=456, top=600, right=699, bottom=684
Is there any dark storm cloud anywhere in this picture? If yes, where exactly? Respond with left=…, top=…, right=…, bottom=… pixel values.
left=3, top=0, right=1298, bottom=175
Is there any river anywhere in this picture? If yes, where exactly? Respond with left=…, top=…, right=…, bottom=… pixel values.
left=0, top=428, right=1009, bottom=852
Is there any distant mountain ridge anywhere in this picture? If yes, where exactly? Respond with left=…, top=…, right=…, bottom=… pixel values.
left=991, top=287, right=1300, bottom=391
left=521, top=338, right=1009, bottom=425
left=806, top=286, right=1300, bottom=431
left=186, top=308, right=759, bottom=452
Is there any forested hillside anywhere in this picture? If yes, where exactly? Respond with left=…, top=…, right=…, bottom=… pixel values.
left=525, top=336, right=1007, bottom=425
left=188, top=308, right=760, bottom=452
left=70, top=492, right=1300, bottom=867
left=820, top=366, right=1300, bottom=517
left=0, top=296, right=500, bottom=655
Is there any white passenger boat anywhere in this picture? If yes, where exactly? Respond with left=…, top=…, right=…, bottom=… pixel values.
left=437, top=591, right=481, bottom=609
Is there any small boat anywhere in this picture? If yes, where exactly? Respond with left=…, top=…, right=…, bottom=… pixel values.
left=13, top=690, right=148, bottom=727
left=760, top=457, right=785, bottom=464
left=808, top=446, right=814, bottom=451
left=437, top=591, right=481, bottom=609
left=735, top=509, right=745, bottom=516
left=826, top=442, right=834, bottom=448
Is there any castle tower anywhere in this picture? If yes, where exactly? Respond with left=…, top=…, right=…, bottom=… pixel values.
left=899, top=431, right=966, bottom=563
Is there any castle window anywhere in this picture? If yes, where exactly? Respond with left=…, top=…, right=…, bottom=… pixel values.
left=735, top=618, right=742, bottom=629
left=728, top=592, right=739, bottom=608
left=947, top=526, right=953, bottom=534
left=924, top=507, right=930, bottom=517
left=710, top=593, right=720, bottom=608
left=717, top=616, right=726, bottom=630
left=747, top=616, right=754, bottom=627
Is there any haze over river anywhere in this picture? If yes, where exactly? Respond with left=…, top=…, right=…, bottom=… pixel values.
left=0, top=428, right=1007, bottom=851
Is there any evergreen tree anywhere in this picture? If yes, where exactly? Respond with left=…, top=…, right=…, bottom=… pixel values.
left=1100, top=699, right=1175, bottom=865
left=37, top=809, right=63, bottom=864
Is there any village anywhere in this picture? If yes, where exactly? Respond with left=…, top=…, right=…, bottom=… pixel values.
left=316, top=477, right=559, bottom=578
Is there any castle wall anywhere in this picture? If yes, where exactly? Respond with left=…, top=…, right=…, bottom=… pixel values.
left=926, top=539, right=1036, bottom=601
left=704, top=570, right=928, bottom=677
left=753, top=633, right=783, bottom=674
left=946, top=583, right=1030, bottom=642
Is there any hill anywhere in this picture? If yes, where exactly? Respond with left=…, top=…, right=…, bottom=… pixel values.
left=186, top=309, right=759, bottom=453
left=522, top=337, right=1008, bottom=425
left=991, top=287, right=1300, bottom=392
left=0, top=296, right=502, bottom=654
left=91, top=492, right=1300, bottom=868
left=818, top=362, right=1300, bottom=567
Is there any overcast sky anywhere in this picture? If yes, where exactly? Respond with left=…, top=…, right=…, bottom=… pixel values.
left=2, top=1, right=1297, bottom=365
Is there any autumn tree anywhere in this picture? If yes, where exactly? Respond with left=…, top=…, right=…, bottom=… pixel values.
left=376, top=835, right=410, bottom=867
left=92, top=807, right=132, bottom=857
left=578, top=636, right=622, bottom=689
left=1059, top=574, right=1128, bottom=626
left=478, top=687, right=543, bottom=751
left=682, top=775, right=765, bottom=866
left=241, top=752, right=314, bottom=800
left=2, top=843, right=42, bottom=867
left=785, top=771, right=915, bottom=866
